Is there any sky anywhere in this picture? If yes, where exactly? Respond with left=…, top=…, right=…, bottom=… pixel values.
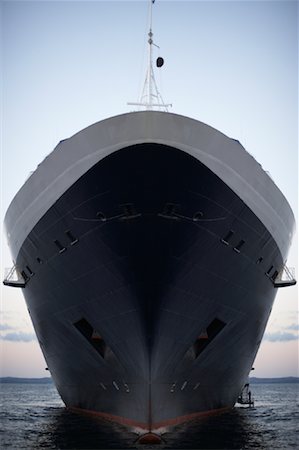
left=0, top=0, right=298, bottom=378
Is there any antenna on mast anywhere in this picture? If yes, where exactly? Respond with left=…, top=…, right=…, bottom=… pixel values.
left=128, top=0, right=172, bottom=111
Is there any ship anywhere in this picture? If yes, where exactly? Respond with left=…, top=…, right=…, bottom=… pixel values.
left=3, top=0, right=296, bottom=436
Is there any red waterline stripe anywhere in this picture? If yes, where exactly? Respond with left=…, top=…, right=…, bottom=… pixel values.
left=152, top=406, right=231, bottom=430
left=68, top=405, right=231, bottom=431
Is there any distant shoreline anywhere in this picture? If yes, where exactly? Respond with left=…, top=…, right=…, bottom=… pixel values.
left=0, top=376, right=298, bottom=384
left=249, top=377, right=299, bottom=384
left=0, top=377, right=53, bottom=384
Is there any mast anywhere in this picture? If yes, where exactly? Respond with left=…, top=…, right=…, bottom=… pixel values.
left=148, top=0, right=153, bottom=109
left=128, top=0, right=171, bottom=111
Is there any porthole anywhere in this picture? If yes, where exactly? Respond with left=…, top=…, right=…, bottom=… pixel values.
left=221, top=230, right=234, bottom=245
left=65, top=230, right=78, bottom=245
left=21, top=270, right=29, bottom=282
left=26, top=265, right=34, bottom=276
left=234, top=239, right=245, bottom=253
left=54, top=240, right=66, bottom=254
left=113, top=381, right=120, bottom=391
left=181, top=381, right=188, bottom=391
left=271, top=270, right=279, bottom=281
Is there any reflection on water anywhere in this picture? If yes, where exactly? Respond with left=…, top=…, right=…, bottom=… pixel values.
left=14, top=406, right=256, bottom=449
left=46, top=408, right=136, bottom=449
left=162, top=408, right=266, bottom=449
left=1, top=383, right=298, bottom=449
left=21, top=404, right=295, bottom=449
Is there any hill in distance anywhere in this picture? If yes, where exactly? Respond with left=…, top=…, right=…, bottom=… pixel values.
left=249, top=377, right=299, bottom=384
left=0, top=377, right=53, bottom=384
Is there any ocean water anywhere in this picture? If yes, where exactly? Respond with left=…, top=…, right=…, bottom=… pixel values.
left=0, top=383, right=298, bottom=449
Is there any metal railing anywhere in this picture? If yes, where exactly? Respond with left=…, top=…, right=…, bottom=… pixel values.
left=3, top=265, right=26, bottom=288
left=273, top=265, right=296, bottom=288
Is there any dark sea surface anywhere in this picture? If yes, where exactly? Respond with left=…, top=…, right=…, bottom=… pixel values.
left=0, top=383, right=298, bottom=449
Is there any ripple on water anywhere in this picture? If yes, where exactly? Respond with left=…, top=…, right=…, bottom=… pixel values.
left=1, top=383, right=298, bottom=449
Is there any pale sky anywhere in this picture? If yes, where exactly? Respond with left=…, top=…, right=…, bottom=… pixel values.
left=0, top=0, right=298, bottom=378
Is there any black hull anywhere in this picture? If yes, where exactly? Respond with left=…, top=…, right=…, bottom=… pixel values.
left=16, top=144, right=282, bottom=429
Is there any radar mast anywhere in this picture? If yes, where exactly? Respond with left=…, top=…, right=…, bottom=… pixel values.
left=128, top=0, right=171, bottom=111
